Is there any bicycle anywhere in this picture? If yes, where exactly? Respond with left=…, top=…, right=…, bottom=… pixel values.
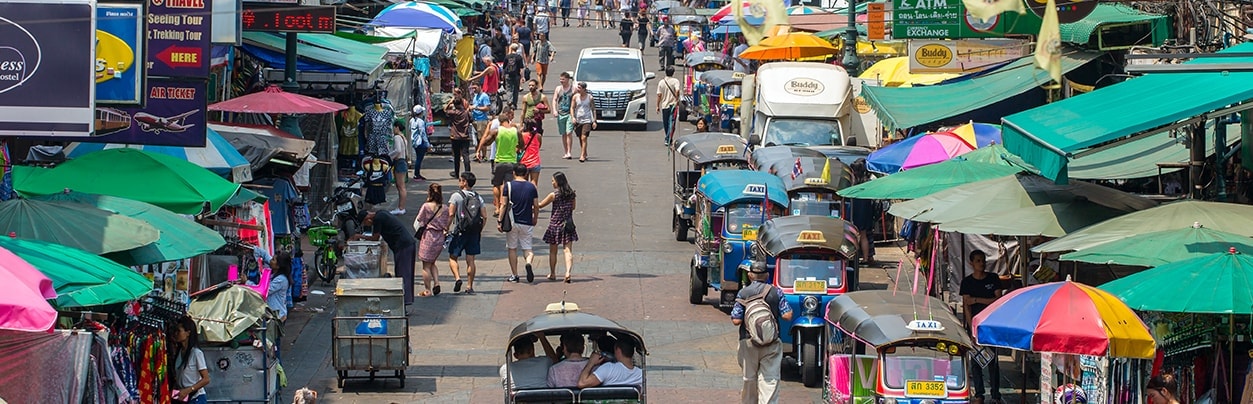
left=307, top=220, right=341, bottom=285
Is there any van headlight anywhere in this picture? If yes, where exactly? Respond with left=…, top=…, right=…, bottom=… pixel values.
left=631, top=88, right=647, bottom=99
left=803, top=296, right=820, bottom=314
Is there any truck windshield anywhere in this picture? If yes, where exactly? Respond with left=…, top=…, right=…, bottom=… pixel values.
left=881, top=346, right=967, bottom=390
left=576, top=58, right=643, bottom=83
left=778, top=254, right=843, bottom=289
left=764, top=119, right=842, bottom=147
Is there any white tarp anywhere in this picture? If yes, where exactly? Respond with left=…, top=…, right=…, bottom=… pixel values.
left=371, top=28, right=445, bottom=57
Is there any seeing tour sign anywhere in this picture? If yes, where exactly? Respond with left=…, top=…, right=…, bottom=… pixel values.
left=147, top=0, right=212, bottom=78
left=0, top=0, right=96, bottom=137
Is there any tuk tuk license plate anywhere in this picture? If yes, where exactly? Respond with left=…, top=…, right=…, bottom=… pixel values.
left=793, top=280, right=827, bottom=294
left=905, top=380, right=946, bottom=398
left=741, top=227, right=758, bottom=240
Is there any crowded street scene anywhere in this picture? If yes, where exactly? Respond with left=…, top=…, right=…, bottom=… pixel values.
left=1, top=0, right=1252, bottom=403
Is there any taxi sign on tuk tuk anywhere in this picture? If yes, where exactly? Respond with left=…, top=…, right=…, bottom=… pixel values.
left=743, top=184, right=766, bottom=195
left=716, top=144, right=739, bottom=154
left=906, top=319, right=946, bottom=332
left=905, top=380, right=947, bottom=398
left=793, top=278, right=827, bottom=294
left=742, top=224, right=759, bottom=240
left=803, top=177, right=829, bottom=186
left=796, top=230, right=826, bottom=243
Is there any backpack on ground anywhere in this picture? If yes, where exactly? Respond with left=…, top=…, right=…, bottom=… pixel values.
left=455, top=190, right=485, bottom=233
left=739, top=287, right=779, bottom=347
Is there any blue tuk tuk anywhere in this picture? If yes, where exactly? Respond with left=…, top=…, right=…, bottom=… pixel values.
left=672, top=132, right=751, bottom=242
left=753, top=215, right=860, bottom=387
left=687, top=170, right=789, bottom=307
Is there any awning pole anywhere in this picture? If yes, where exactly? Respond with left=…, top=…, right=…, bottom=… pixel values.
left=1216, top=117, right=1228, bottom=201
left=1190, top=123, right=1206, bottom=199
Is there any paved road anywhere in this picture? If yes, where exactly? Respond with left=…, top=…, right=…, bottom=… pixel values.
left=281, top=23, right=902, bottom=404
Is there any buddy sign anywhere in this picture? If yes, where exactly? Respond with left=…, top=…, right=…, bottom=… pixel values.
left=96, top=4, right=144, bottom=104
left=0, top=0, right=96, bottom=137
left=908, top=39, right=1030, bottom=73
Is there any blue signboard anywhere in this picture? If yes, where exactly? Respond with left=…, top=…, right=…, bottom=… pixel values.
left=96, top=4, right=144, bottom=104
left=0, top=0, right=96, bottom=137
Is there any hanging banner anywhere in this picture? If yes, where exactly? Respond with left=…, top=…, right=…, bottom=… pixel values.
left=96, top=3, right=145, bottom=104
left=908, top=39, right=1030, bottom=73
left=147, top=0, right=212, bottom=78
left=84, top=78, right=208, bottom=146
left=0, top=0, right=96, bottom=138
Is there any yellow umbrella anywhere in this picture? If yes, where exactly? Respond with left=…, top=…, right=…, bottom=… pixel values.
left=858, top=57, right=958, bottom=87
left=738, top=32, right=840, bottom=61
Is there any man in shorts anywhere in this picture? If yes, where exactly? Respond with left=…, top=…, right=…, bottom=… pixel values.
left=448, top=172, right=488, bottom=294
left=500, top=164, right=540, bottom=283
left=478, top=107, right=519, bottom=208
left=470, top=83, right=493, bottom=156
left=553, top=72, right=575, bottom=159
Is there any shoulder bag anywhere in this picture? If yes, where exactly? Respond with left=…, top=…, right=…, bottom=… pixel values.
left=498, top=182, right=514, bottom=233
left=414, top=204, right=443, bottom=240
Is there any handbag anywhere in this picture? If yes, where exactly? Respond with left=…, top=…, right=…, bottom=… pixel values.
left=414, top=205, right=443, bottom=240
left=498, top=182, right=514, bottom=233
left=563, top=216, right=576, bottom=234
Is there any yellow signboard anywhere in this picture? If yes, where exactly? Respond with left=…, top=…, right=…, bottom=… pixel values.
left=905, top=380, right=946, bottom=398
left=716, top=144, right=739, bottom=154
left=803, top=177, right=829, bottom=186
left=797, top=230, right=826, bottom=243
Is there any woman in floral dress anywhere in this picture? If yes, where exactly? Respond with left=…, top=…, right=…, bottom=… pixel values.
left=414, top=183, right=451, bottom=296
left=538, top=172, right=578, bottom=282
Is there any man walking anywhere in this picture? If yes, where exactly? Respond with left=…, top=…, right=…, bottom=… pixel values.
left=354, top=210, right=418, bottom=307
left=447, top=172, right=488, bottom=294
left=657, top=22, right=676, bottom=70
left=655, top=66, right=681, bottom=145
left=444, top=88, right=474, bottom=178
left=730, top=261, right=792, bottom=404
left=500, top=164, right=540, bottom=283
left=732, top=36, right=751, bottom=73
left=553, top=72, right=575, bottom=159
left=470, top=56, right=502, bottom=114
left=478, top=107, right=520, bottom=208
left=470, top=83, right=493, bottom=154
left=961, top=250, right=1005, bottom=404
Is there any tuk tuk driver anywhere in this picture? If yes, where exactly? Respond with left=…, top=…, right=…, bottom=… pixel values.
left=961, top=250, right=1005, bottom=404
left=501, top=334, right=560, bottom=390
left=577, top=338, right=643, bottom=388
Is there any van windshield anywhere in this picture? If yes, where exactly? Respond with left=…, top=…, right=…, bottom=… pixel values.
left=763, top=119, right=842, bottom=147
left=577, top=58, right=644, bottom=83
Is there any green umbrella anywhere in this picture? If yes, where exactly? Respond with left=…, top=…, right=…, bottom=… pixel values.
left=888, top=173, right=1156, bottom=224
left=840, top=145, right=1038, bottom=200
left=937, top=201, right=1125, bottom=237
left=34, top=191, right=226, bottom=266
left=1060, top=225, right=1253, bottom=267
left=0, top=236, right=154, bottom=308
left=1099, top=248, right=1253, bottom=314
left=188, top=284, right=272, bottom=343
left=1035, top=201, right=1253, bottom=253
left=0, top=198, right=159, bottom=254
left=16, top=148, right=242, bottom=215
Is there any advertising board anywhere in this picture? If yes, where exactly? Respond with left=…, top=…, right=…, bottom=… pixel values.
left=908, top=39, right=1030, bottom=73
left=147, top=0, right=212, bottom=78
left=0, top=0, right=96, bottom=138
left=87, top=78, right=208, bottom=147
left=96, top=3, right=144, bottom=104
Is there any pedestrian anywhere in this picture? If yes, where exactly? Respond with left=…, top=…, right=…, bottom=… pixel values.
left=656, top=66, right=681, bottom=145
left=532, top=34, right=555, bottom=90
left=447, top=172, right=487, bottom=294
left=505, top=44, right=526, bottom=108
left=1146, top=373, right=1181, bottom=404
left=389, top=120, right=412, bottom=214
left=538, top=171, right=578, bottom=283
left=559, top=0, right=572, bottom=26
left=730, top=261, right=792, bottom=404
left=657, top=21, right=676, bottom=69
left=409, top=105, right=429, bottom=181
left=960, top=250, right=1005, bottom=404
left=292, top=388, right=317, bottom=404
left=444, top=88, right=474, bottom=179
left=553, top=72, right=576, bottom=159
left=732, top=35, right=751, bottom=73
left=469, top=83, right=494, bottom=159
left=520, top=124, right=543, bottom=185
left=500, top=164, right=540, bottom=283
left=478, top=107, right=520, bottom=208
left=470, top=55, right=502, bottom=114
left=521, top=79, right=549, bottom=133
left=635, top=12, right=650, bottom=50
left=593, top=0, right=607, bottom=28
left=169, top=315, right=211, bottom=404
left=535, top=7, right=552, bottom=41
left=414, top=183, right=451, bottom=297
left=695, top=117, right=709, bottom=132
left=355, top=210, right=418, bottom=306
left=491, top=27, right=509, bottom=66
left=571, top=82, right=597, bottom=162
left=619, top=12, right=634, bottom=47
left=516, top=22, right=534, bottom=65
left=266, top=251, right=292, bottom=322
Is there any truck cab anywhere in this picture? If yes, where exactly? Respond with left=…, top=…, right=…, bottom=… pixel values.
left=740, top=62, right=857, bottom=149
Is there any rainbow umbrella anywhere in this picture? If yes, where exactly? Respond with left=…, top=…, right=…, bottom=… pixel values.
left=865, top=132, right=975, bottom=174
left=786, top=5, right=827, bottom=14
left=937, top=122, right=1002, bottom=149
left=973, top=279, right=1156, bottom=359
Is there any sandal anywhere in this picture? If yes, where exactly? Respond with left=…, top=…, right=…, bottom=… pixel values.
left=418, top=290, right=433, bottom=297
left=433, top=285, right=442, bottom=296
left=564, top=275, right=571, bottom=283
left=454, top=280, right=463, bottom=293
left=547, top=274, right=557, bottom=281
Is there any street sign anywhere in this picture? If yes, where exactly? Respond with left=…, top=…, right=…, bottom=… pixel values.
left=147, top=0, right=212, bottom=78
left=892, top=0, right=1037, bottom=39
left=908, top=39, right=1030, bottom=73
left=867, top=3, right=886, bottom=41
left=1026, top=0, right=1096, bottom=24
left=241, top=4, right=337, bottom=33
left=0, top=0, right=96, bottom=137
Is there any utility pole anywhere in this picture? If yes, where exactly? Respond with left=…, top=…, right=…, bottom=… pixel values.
left=1190, top=122, right=1206, bottom=199
left=283, top=32, right=299, bottom=92
left=842, top=0, right=860, bottom=75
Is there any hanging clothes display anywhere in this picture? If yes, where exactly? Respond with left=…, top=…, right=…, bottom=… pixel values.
left=361, top=99, right=395, bottom=157
left=254, top=177, right=300, bottom=235
left=361, top=155, right=392, bottom=205
left=338, top=108, right=363, bottom=170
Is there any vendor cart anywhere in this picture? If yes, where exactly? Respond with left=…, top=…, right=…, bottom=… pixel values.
left=333, top=278, right=409, bottom=388
left=188, top=284, right=282, bottom=403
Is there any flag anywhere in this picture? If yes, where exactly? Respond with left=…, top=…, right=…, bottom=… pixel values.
left=962, top=0, right=1025, bottom=21
left=791, top=157, right=804, bottom=180
left=737, top=0, right=788, bottom=46
left=1034, top=0, right=1062, bottom=84
left=820, top=158, right=831, bottom=184
left=760, top=182, right=771, bottom=222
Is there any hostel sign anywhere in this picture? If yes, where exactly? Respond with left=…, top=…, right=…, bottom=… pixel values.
left=147, top=0, right=212, bottom=78
left=0, top=0, right=96, bottom=137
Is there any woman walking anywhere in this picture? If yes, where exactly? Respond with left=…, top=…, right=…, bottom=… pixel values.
left=538, top=172, right=578, bottom=282
left=618, top=11, right=634, bottom=47
left=520, top=126, right=543, bottom=185
left=410, top=105, right=429, bottom=181
left=571, top=82, right=596, bottom=162
left=414, top=183, right=451, bottom=296
left=390, top=120, right=412, bottom=214
left=169, top=315, right=210, bottom=404
left=635, top=12, right=650, bottom=50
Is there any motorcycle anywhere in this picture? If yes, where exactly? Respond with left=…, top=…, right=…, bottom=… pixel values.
left=307, top=174, right=364, bottom=284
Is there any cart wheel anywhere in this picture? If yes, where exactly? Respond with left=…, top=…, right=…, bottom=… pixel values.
left=398, top=370, right=406, bottom=388
left=673, top=213, right=689, bottom=242
left=337, top=373, right=345, bottom=388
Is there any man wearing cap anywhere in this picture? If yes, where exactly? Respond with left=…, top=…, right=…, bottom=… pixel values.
left=730, top=261, right=792, bottom=404
left=354, top=210, right=418, bottom=307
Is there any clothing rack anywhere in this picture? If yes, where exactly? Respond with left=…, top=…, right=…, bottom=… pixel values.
left=139, top=292, right=187, bottom=327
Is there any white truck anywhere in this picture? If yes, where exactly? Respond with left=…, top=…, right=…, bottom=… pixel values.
left=740, top=62, right=861, bottom=149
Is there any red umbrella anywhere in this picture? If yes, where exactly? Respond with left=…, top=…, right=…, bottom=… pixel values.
left=208, top=85, right=348, bottom=114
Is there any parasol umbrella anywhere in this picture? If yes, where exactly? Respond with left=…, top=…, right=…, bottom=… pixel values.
left=936, top=122, right=1002, bottom=149
left=838, top=145, right=1033, bottom=200
left=1061, top=224, right=1253, bottom=267
left=937, top=201, right=1126, bottom=237
left=33, top=191, right=226, bottom=266
left=208, top=85, right=348, bottom=115
left=787, top=5, right=828, bottom=14
left=368, top=1, right=463, bottom=32
left=973, top=279, right=1156, bottom=359
left=0, top=198, right=159, bottom=254
left=15, top=148, right=243, bottom=215
left=737, top=32, right=841, bottom=61
left=889, top=173, right=1156, bottom=224
left=1100, top=248, right=1253, bottom=314
left=866, top=132, right=975, bottom=174
left=710, top=1, right=751, bottom=23
left=0, top=236, right=154, bottom=308
left=188, top=284, right=272, bottom=343
left=859, top=56, right=959, bottom=87
left=0, top=247, right=57, bottom=332
left=64, top=127, right=252, bottom=183
left=1034, top=200, right=1253, bottom=253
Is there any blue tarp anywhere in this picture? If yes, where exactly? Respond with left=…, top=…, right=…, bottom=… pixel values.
left=237, top=44, right=351, bottom=74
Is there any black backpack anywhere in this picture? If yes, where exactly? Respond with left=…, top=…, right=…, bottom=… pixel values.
left=455, top=190, right=485, bottom=233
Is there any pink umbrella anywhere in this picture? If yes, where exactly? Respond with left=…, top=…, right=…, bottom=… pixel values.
left=0, top=246, right=57, bottom=332
left=208, top=85, right=349, bottom=114
left=710, top=1, right=751, bottom=23
left=866, top=132, right=975, bottom=174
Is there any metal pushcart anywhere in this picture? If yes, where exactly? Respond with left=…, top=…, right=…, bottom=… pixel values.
left=332, top=278, right=409, bottom=388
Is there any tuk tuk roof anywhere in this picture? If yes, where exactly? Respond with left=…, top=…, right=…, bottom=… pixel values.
left=674, top=132, right=750, bottom=166
left=749, top=146, right=826, bottom=170
left=671, top=13, right=707, bottom=25
left=652, top=0, right=681, bottom=12
left=684, top=52, right=732, bottom=69
left=697, top=170, right=790, bottom=207
left=757, top=215, right=860, bottom=258
left=759, top=156, right=855, bottom=192
left=825, top=291, right=974, bottom=349
left=508, top=310, right=648, bottom=355
left=702, top=70, right=745, bottom=88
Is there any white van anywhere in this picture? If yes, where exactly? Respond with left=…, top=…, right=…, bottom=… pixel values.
left=574, top=47, right=655, bottom=130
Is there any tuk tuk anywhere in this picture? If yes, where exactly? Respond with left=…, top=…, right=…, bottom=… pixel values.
left=672, top=132, right=751, bottom=242
left=753, top=215, right=860, bottom=387
left=680, top=52, right=732, bottom=122
left=504, top=301, right=648, bottom=403
left=688, top=170, right=789, bottom=307
left=825, top=291, right=973, bottom=404
left=700, top=70, right=746, bottom=131
left=748, top=146, right=827, bottom=171
left=759, top=155, right=855, bottom=218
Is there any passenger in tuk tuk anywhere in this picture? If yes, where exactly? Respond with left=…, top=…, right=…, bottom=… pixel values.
left=695, top=117, right=708, bottom=132
left=731, top=261, right=792, bottom=404
left=501, top=334, right=561, bottom=390
left=577, top=338, right=644, bottom=388
left=547, top=332, right=589, bottom=387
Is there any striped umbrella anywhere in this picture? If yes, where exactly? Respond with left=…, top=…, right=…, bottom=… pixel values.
left=786, top=5, right=826, bottom=14
left=65, top=128, right=252, bottom=183
left=710, top=1, right=750, bottom=23
left=369, top=1, right=463, bottom=32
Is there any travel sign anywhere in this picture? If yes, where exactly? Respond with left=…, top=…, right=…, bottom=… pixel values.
left=147, top=0, right=212, bottom=78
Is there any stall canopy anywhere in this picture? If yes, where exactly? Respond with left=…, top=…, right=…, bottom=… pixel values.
left=1068, top=122, right=1240, bottom=180
left=210, top=122, right=315, bottom=171
left=241, top=32, right=387, bottom=77
left=1002, top=43, right=1253, bottom=182
left=860, top=52, right=1099, bottom=130
left=1059, top=4, right=1169, bottom=49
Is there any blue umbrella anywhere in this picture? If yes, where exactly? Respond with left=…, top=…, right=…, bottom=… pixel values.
left=65, top=128, right=252, bottom=183
left=369, top=1, right=463, bottom=32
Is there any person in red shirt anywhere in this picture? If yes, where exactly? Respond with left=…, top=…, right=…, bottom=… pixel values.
left=470, top=56, right=502, bottom=114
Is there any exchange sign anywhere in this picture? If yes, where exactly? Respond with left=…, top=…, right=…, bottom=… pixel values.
left=0, top=0, right=96, bottom=137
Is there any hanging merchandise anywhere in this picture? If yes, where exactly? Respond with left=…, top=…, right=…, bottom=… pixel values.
left=362, top=98, right=396, bottom=157
left=362, top=155, right=392, bottom=205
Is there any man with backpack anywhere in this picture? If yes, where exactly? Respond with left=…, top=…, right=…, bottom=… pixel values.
left=447, top=172, right=488, bottom=294
left=730, top=260, right=792, bottom=404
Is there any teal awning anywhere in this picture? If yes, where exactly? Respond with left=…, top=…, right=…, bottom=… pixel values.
left=1002, top=43, right=1253, bottom=183
left=1059, top=4, right=1169, bottom=47
left=1069, top=123, right=1240, bottom=180
left=242, top=32, right=387, bottom=75
left=860, top=51, right=1098, bottom=130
